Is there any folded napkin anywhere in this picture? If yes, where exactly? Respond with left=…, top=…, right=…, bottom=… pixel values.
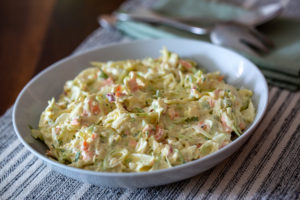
left=116, top=0, right=300, bottom=90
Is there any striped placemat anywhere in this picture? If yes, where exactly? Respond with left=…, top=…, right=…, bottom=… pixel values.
left=1, top=1, right=300, bottom=199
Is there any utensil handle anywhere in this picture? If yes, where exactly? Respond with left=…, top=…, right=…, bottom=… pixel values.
left=116, top=12, right=209, bottom=35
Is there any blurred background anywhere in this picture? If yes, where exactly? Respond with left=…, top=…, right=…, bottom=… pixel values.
left=1, top=0, right=299, bottom=115
left=0, top=0, right=125, bottom=115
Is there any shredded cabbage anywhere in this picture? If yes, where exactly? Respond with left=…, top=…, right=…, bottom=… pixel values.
left=32, top=48, right=255, bottom=172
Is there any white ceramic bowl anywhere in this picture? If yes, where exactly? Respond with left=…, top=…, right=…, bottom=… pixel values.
left=13, top=38, right=268, bottom=188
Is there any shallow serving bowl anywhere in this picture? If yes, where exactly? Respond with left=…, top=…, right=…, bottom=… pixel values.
left=13, top=38, right=268, bottom=188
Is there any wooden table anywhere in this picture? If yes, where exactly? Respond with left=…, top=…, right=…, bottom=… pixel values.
left=0, top=0, right=125, bottom=115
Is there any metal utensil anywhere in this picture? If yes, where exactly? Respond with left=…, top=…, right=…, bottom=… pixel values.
left=231, top=2, right=286, bottom=26
left=175, top=2, right=286, bottom=27
left=115, top=11, right=273, bottom=55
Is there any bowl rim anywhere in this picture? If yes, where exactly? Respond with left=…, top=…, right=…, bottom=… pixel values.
left=12, top=38, right=268, bottom=178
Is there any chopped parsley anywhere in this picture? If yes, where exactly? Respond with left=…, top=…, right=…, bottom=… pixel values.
left=98, top=69, right=108, bottom=79
left=185, top=116, right=199, bottom=123
left=155, top=90, right=161, bottom=98
left=75, top=152, right=81, bottom=162
left=202, top=101, right=210, bottom=109
left=134, top=108, right=144, bottom=113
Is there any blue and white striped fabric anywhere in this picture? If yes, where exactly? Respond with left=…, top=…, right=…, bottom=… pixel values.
left=1, top=79, right=299, bottom=199
left=1, top=0, right=300, bottom=198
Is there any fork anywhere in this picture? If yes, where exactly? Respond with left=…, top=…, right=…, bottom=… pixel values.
left=115, top=10, right=274, bottom=55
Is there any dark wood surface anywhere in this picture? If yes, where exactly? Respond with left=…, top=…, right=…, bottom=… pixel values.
left=0, top=0, right=125, bottom=115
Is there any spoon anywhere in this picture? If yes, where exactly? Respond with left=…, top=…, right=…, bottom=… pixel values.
left=232, top=2, right=286, bottom=26
left=114, top=11, right=273, bottom=55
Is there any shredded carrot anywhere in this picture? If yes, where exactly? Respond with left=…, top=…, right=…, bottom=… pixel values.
left=218, top=75, right=224, bottom=82
left=129, top=139, right=137, bottom=148
left=92, top=105, right=100, bottom=115
left=116, top=85, right=122, bottom=92
left=168, top=145, right=173, bottom=155
left=167, top=107, right=179, bottom=120
left=154, top=125, right=164, bottom=141
left=221, top=115, right=232, bottom=133
left=199, top=121, right=207, bottom=130
left=103, top=77, right=114, bottom=85
left=214, top=89, right=221, bottom=99
left=128, top=78, right=139, bottom=92
left=83, top=141, right=89, bottom=151
left=209, top=99, right=215, bottom=108
left=142, top=125, right=155, bottom=137
left=115, top=92, right=120, bottom=97
left=88, top=100, right=100, bottom=115
left=91, top=133, right=97, bottom=140
left=115, top=85, right=124, bottom=97
left=239, top=121, right=246, bottom=130
left=179, top=59, right=192, bottom=69
left=116, top=91, right=125, bottom=97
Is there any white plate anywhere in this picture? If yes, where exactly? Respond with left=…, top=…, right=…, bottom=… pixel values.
left=13, top=38, right=268, bottom=188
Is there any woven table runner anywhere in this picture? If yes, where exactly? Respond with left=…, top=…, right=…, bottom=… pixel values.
left=1, top=0, right=300, bottom=199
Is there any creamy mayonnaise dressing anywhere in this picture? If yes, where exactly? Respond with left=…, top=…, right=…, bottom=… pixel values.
left=32, top=48, right=255, bottom=172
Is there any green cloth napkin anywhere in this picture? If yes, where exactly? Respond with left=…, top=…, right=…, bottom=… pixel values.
left=116, top=0, right=300, bottom=90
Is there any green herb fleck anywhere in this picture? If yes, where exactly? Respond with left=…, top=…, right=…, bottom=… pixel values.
left=155, top=90, right=161, bottom=98
left=87, top=125, right=95, bottom=132
left=58, top=139, right=63, bottom=146
left=75, top=152, right=81, bottom=162
left=98, top=70, right=108, bottom=79
left=225, top=99, right=232, bottom=107
left=185, top=116, right=199, bottom=123
left=134, top=108, right=144, bottom=113
left=202, top=101, right=210, bottom=109
left=176, top=149, right=185, bottom=164
left=134, top=132, right=141, bottom=137
left=145, top=101, right=150, bottom=106
left=130, top=117, right=135, bottom=122
left=125, top=158, right=132, bottom=163
left=100, top=135, right=106, bottom=143
left=28, top=124, right=33, bottom=130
